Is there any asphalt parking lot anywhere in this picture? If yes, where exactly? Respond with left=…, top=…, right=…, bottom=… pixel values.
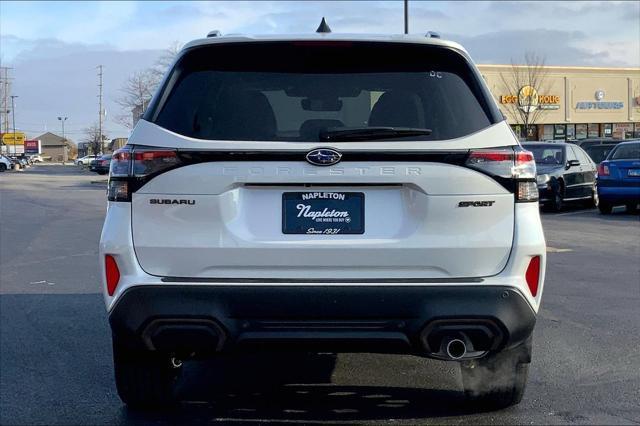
left=1, top=165, right=639, bottom=425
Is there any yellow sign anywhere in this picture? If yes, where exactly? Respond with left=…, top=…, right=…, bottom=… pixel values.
left=1, top=132, right=26, bottom=145
left=500, top=88, right=560, bottom=105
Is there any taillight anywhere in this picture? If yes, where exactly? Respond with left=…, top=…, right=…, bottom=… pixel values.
left=525, top=256, right=541, bottom=297
left=133, top=150, right=179, bottom=177
left=597, top=162, right=609, bottom=176
left=107, top=146, right=181, bottom=202
left=105, top=255, right=120, bottom=296
left=466, top=147, right=538, bottom=202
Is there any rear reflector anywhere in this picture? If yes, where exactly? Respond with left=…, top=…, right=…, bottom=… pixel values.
left=105, top=255, right=120, bottom=296
left=525, top=256, right=541, bottom=297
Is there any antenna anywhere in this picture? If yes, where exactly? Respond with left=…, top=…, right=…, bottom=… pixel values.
left=316, top=17, right=331, bottom=33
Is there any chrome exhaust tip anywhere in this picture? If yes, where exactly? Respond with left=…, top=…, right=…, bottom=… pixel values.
left=444, top=337, right=467, bottom=360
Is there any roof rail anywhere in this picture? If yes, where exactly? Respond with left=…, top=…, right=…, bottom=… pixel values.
left=425, top=31, right=441, bottom=39
left=207, top=30, right=221, bottom=38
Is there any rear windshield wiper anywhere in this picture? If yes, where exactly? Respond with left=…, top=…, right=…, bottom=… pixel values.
left=319, top=126, right=432, bottom=142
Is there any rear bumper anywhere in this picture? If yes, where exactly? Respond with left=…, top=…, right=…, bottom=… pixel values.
left=108, top=284, right=536, bottom=359
left=597, top=185, right=640, bottom=203
left=537, top=185, right=552, bottom=203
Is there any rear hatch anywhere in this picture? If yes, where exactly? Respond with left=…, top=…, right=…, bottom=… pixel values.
left=117, top=40, right=524, bottom=280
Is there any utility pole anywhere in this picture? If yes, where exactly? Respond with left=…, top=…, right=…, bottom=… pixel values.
left=97, top=65, right=104, bottom=155
left=58, top=116, right=68, bottom=163
left=0, top=66, right=13, bottom=135
left=10, top=95, right=18, bottom=156
left=404, top=0, right=409, bottom=34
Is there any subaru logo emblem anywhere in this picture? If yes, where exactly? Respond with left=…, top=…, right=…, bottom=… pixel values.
left=306, top=148, right=342, bottom=166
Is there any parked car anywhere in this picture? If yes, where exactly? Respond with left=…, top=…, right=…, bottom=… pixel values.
left=568, top=138, right=622, bottom=150
left=90, top=154, right=112, bottom=174
left=9, top=156, right=29, bottom=168
left=100, top=31, right=546, bottom=409
left=522, top=142, right=598, bottom=211
left=0, top=155, right=11, bottom=172
left=597, top=140, right=640, bottom=214
left=76, top=155, right=100, bottom=166
left=17, top=154, right=33, bottom=165
left=584, top=144, right=618, bottom=165
left=29, top=154, right=44, bottom=163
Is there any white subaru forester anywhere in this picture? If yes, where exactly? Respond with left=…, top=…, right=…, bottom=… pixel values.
left=100, top=31, right=545, bottom=409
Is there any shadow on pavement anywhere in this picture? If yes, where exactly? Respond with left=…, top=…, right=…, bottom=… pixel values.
left=119, top=352, right=485, bottom=424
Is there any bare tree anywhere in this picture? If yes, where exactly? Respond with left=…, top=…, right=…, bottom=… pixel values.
left=114, top=70, right=156, bottom=129
left=114, top=42, right=181, bottom=129
left=499, top=52, right=550, bottom=140
left=83, top=123, right=107, bottom=156
left=149, top=41, right=181, bottom=85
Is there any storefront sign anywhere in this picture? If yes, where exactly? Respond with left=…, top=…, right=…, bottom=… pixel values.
left=24, top=140, right=40, bottom=154
left=576, top=90, right=624, bottom=110
left=1, top=132, right=26, bottom=146
left=576, top=101, right=624, bottom=110
left=500, top=86, right=561, bottom=112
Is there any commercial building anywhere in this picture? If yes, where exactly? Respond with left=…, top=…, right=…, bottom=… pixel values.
left=36, top=132, right=76, bottom=161
left=478, top=65, right=640, bottom=141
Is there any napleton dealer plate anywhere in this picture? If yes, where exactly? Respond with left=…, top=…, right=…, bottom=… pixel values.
left=282, top=192, right=365, bottom=235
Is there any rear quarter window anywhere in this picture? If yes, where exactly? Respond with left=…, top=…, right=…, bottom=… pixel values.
left=148, top=41, right=500, bottom=142
left=610, top=143, right=640, bottom=160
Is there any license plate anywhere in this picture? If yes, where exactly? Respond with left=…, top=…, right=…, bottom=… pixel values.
left=282, top=192, right=364, bottom=235
left=628, top=169, right=640, bottom=177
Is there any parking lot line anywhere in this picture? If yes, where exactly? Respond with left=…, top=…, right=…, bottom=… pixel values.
left=546, top=247, right=573, bottom=253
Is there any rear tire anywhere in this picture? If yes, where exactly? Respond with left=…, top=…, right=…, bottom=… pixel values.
left=598, top=201, right=613, bottom=214
left=112, top=336, right=180, bottom=408
left=0, top=164, right=6, bottom=172
left=460, top=338, right=531, bottom=410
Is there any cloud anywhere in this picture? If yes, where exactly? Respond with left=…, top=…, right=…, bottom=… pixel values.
left=450, top=29, right=631, bottom=67
left=6, top=36, right=163, bottom=139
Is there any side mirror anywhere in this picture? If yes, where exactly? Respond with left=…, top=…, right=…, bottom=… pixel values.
left=566, top=159, right=580, bottom=169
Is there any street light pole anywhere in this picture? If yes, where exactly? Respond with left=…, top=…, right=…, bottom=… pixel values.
left=57, top=116, right=68, bottom=164
left=10, top=95, right=18, bottom=156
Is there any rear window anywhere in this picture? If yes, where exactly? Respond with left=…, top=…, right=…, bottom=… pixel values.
left=585, top=145, right=615, bottom=163
left=148, top=42, right=499, bottom=142
left=610, top=143, right=640, bottom=160
left=524, top=145, right=565, bottom=165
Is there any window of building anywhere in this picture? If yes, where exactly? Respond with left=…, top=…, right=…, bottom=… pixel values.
left=543, top=124, right=554, bottom=140
left=566, top=124, right=575, bottom=140
left=576, top=124, right=588, bottom=139
left=614, top=123, right=634, bottom=139
left=603, top=123, right=613, bottom=137
left=588, top=123, right=599, bottom=138
left=554, top=124, right=566, bottom=140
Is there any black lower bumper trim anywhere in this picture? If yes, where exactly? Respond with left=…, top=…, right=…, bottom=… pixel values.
left=109, top=285, right=536, bottom=356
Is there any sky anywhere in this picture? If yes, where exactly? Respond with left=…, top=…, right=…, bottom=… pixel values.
left=1, top=1, right=639, bottom=140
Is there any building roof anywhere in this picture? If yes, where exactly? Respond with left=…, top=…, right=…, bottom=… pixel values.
left=35, top=132, right=76, bottom=147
